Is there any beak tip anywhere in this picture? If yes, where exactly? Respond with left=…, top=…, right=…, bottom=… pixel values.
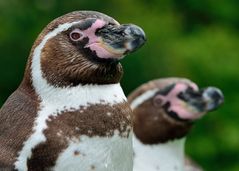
left=128, top=34, right=146, bottom=52
left=204, top=87, right=224, bottom=111
left=125, top=25, right=146, bottom=52
left=96, top=23, right=146, bottom=57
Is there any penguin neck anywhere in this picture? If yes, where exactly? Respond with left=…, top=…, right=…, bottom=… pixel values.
left=20, top=55, right=126, bottom=106
left=133, top=134, right=186, bottom=171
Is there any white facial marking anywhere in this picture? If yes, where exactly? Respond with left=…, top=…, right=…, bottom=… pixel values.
left=14, top=21, right=129, bottom=170
left=133, top=134, right=185, bottom=171
left=130, top=89, right=158, bottom=110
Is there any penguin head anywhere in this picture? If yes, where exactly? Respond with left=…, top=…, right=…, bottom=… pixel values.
left=154, top=81, right=224, bottom=121
left=28, top=11, right=146, bottom=87
left=128, top=78, right=224, bottom=144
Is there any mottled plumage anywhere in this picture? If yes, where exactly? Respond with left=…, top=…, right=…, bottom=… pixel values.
left=128, top=78, right=224, bottom=171
left=0, top=11, right=146, bottom=171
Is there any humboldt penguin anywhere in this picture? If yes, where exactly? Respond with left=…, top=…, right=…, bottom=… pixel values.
left=128, top=78, right=224, bottom=171
left=0, top=11, right=146, bottom=171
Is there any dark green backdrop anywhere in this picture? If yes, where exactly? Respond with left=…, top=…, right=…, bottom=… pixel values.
left=0, top=0, right=239, bottom=170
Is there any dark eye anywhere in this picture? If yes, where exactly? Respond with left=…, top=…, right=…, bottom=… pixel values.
left=70, top=29, right=82, bottom=41
left=153, top=95, right=163, bottom=107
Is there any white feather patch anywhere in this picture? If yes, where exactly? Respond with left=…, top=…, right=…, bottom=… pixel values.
left=53, top=132, right=133, bottom=171
left=133, top=134, right=185, bottom=171
left=130, top=89, right=158, bottom=110
left=14, top=21, right=129, bottom=170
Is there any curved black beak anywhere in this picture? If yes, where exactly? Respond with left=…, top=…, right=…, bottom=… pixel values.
left=96, top=23, right=146, bottom=55
left=120, top=24, right=146, bottom=53
left=201, top=87, right=224, bottom=111
left=178, top=87, right=224, bottom=112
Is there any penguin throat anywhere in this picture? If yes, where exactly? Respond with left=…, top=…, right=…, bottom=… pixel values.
left=40, top=57, right=123, bottom=87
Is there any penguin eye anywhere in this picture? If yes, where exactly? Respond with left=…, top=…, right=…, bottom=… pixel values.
left=153, top=95, right=163, bottom=107
left=70, top=29, right=83, bottom=41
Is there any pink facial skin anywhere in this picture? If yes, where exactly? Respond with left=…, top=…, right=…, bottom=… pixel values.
left=81, top=19, right=124, bottom=59
left=157, top=82, right=205, bottom=120
left=86, top=43, right=123, bottom=59
left=83, top=19, right=105, bottom=45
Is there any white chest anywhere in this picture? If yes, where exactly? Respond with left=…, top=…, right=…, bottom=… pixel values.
left=53, top=133, right=133, bottom=171
left=133, top=135, right=185, bottom=171
left=14, top=83, right=130, bottom=171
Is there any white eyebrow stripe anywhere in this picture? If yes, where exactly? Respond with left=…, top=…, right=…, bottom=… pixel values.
left=130, top=89, right=158, bottom=110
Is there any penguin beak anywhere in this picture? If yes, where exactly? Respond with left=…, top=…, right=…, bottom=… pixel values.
left=201, top=87, right=224, bottom=111
left=179, top=87, right=224, bottom=113
left=95, top=23, right=146, bottom=58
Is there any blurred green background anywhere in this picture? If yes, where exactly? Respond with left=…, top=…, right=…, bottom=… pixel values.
left=0, top=0, right=238, bottom=170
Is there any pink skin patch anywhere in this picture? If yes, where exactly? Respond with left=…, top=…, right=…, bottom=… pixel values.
left=157, top=83, right=205, bottom=120
left=82, top=19, right=124, bottom=59
left=86, top=43, right=123, bottom=59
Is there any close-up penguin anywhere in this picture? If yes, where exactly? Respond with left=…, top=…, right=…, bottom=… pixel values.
left=128, top=78, right=224, bottom=171
left=0, top=11, right=146, bottom=171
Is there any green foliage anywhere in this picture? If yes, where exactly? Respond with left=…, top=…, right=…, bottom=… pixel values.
left=0, top=0, right=238, bottom=170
